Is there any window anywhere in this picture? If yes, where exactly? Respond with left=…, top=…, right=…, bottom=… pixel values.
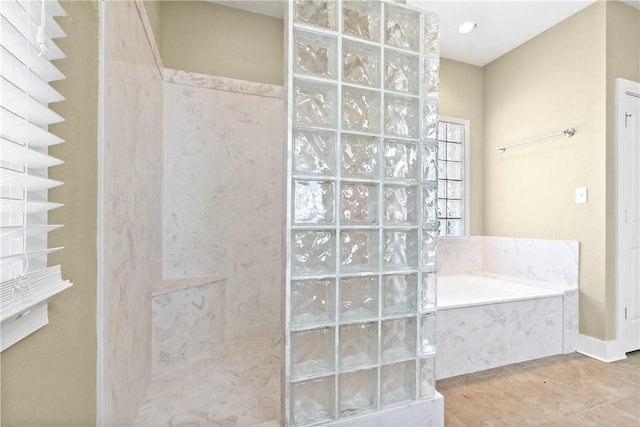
left=437, top=117, right=469, bottom=237
left=0, top=0, right=70, bottom=351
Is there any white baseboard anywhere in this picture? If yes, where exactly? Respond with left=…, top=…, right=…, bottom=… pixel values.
left=577, top=334, right=627, bottom=362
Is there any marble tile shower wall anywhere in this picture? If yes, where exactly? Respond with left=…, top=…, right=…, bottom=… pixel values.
left=285, top=2, right=440, bottom=426
left=102, top=1, right=163, bottom=425
left=163, top=79, right=285, bottom=343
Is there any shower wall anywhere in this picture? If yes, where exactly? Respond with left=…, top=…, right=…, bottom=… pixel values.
left=163, top=70, right=285, bottom=342
left=101, top=1, right=163, bottom=424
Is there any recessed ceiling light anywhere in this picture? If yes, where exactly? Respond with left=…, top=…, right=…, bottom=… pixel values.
left=458, top=22, right=478, bottom=34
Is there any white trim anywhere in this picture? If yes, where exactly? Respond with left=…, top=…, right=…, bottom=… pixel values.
left=576, top=334, right=626, bottom=363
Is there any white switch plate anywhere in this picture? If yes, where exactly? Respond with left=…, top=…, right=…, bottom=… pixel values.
left=575, top=187, right=588, bottom=204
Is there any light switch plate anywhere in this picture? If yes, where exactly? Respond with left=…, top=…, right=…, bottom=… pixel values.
left=575, top=187, right=588, bottom=204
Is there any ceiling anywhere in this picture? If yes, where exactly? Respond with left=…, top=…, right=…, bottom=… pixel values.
left=212, top=0, right=638, bottom=66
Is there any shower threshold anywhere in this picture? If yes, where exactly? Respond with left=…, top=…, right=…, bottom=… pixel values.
left=134, top=337, right=282, bottom=427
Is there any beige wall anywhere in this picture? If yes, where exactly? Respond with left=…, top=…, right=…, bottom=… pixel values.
left=604, top=1, right=640, bottom=339
left=483, top=3, right=609, bottom=339
left=0, top=1, right=99, bottom=425
left=440, top=59, right=484, bottom=235
left=160, top=1, right=284, bottom=85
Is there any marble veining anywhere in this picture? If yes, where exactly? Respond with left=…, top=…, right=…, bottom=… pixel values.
left=101, top=1, right=163, bottom=425
left=437, top=296, right=564, bottom=379
left=163, top=68, right=284, bottom=99
left=163, top=80, right=285, bottom=343
left=152, top=279, right=226, bottom=377
left=135, top=337, right=282, bottom=427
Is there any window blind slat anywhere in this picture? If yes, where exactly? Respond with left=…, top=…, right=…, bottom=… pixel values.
left=0, top=167, right=63, bottom=191
left=17, top=0, right=66, bottom=40
left=0, top=247, right=62, bottom=264
left=0, top=197, right=62, bottom=214
left=0, top=224, right=62, bottom=238
left=0, top=137, right=64, bottom=169
left=0, top=0, right=65, bottom=61
left=0, top=77, right=64, bottom=126
left=0, top=15, right=65, bottom=83
left=0, top=107, right=65, bottom=147
left=0, top=47, right=64, bottom=105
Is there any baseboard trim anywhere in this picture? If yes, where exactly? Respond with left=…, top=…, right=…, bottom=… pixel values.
left=577, top=334, right=627, bottom=363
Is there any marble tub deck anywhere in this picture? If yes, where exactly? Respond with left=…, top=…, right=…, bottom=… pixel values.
left=134, top=337, right=282, bottom=427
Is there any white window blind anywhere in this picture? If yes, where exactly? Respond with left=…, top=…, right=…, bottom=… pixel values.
left=0, top=0, right=71, bottom=351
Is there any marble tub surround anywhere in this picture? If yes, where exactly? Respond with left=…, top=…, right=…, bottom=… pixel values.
left=438, top=236, right=579, bottom=289
left=163, top=78, right=285, bottom=343
left=151, top=277, right=226, bottom=377
left=100, top=1, right=163, bottom=424
left=135, top=337, right=282, bottom=427
left=152, top=275, right=225, bottom=297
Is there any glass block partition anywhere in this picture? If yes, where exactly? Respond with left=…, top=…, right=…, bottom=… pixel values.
left=285, top=2, right=440, bottom=425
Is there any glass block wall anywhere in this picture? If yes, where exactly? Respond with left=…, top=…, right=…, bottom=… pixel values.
left=285, top=1, right=440, bottom=425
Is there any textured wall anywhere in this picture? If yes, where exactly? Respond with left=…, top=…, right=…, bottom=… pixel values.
left=0, top=2, right=99, bottom=425
left=483, top=3, right=608, bottom=339
left=163, top=74, right=284, bottom=343
left=100, top=1, right=163, bottom=424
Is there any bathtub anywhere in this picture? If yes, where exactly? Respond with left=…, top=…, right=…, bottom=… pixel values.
left=435, top=273, right=575, bottom=379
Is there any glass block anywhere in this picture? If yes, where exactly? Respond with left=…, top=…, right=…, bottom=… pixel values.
left=339, top=369, right=377, bottom=417
left=383, top=230, right=418, bottom=270
left=447, top=123, right=464, bottom=143
left=422, top=183, right=438, bottom=226
left=343, top=88, right=380, bottom=133
left=447, top=199, right=462, bottom=218
left=340, top=276, right=378, bottom=321
left=421, top=141, right=438, bottom=182
left=383, top=185, right=417, bottom=225
left=294, top=180, right=335, bottom=225
left=420, top=314, right=436, bottom=356
left=382, top=274, right=417, bottom=316
left=343, top=40, right=380, bottom=88
left=419, top=357, right=436, bottom=399
left=447, top=161, right=462, bottom=181
left=341, top=183, right=378, bottom=224
left=447, top=142, right=462, bottom=161
left=340, top=229, right=379, bottom=272
left=381, top=361, right=415, bottom=407
left=294, top=29, right=337, bottom=79
left=385, top=5, right=419, bottom=51
left=438, top=122, right=447, bottom=141
left=420, top=273, right=437, bottom=313
left=438, top=219, right=446, bottom=237
left=293, top=230, right=336, bottom=275
left=294, top=80, right=337, bottom=128
left=384, top=140, right=418, bottom=180
left=382, top=317, right=416, bottom=362
left=384, top=50, right=419, bottom=95
left=438, top=140, right=447, bottom=159
left=292, top=278, right=336, bottom=326
left=295, top=0, right=337, bottom=30
left=293, top=129, right=337, bottom=175
left=423, top=58, right=440, bottom=99
left=437, top=160, right=446, bottom=180
left=437, top=180, right=446, bottom=199
left=437, top=199, right=446, bottom=219
left=291, top=328, right=335, bottom=378
left=343, top=1, right=381, bottom=42
left=292, top=376, right=335, bottom=426
left=447, top=180, right=462, bottom=199
left=423, top=14, right=440, bottom=56
left=423, top=102, right=438, bottom=140
left=340, top=322, right=378, bottom=369
left=385, top=95, right=419, bottom=138
left=447, top=219, right=462, bottom=236
left=421, top=228, right=437, bottom=270
left=341, top=134, right=379, bottom=179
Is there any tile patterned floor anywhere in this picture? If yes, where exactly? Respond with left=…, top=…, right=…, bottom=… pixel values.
left=438, top=351, right=640, bottom=427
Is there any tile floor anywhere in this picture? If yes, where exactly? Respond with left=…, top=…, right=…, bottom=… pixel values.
left=438, top=351, right=640, bottom=426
